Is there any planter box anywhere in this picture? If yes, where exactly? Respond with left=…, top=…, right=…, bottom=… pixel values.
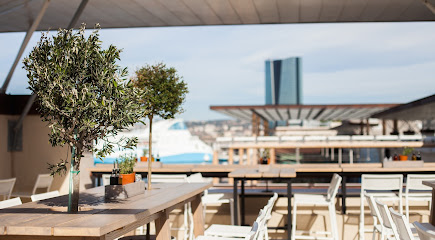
left=382, top=160, right=424, bottom=168
left=105, top=181, right=145, bottom=200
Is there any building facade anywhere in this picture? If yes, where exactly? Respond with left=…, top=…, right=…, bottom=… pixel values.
left=265, top=57, right=302, bottom=105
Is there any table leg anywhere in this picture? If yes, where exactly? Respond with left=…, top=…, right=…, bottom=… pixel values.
left=191, top=194, right=205, bottom=237
left=233, top=178, right=239, bottom=225
left=155, top=210, right=170, bottom=240
left=431, top=189, right=435, bottom=225
left=97, top=174, right=101, bottom=187
left=287, top=180, right=292, bottom=240
left=241, top=179, right=245, bottom=226
left=342, top=175, right=347, bottom=214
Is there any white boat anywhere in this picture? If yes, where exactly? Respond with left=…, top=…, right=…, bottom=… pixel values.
left=94, top=119, right=213, bottom=164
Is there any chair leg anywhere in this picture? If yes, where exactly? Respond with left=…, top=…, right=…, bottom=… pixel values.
left=230, top=198, right=235, bottom=226
left=291, top=201, right=297, bottom=240
left=328, top=203, right=338, bottom=240
left=360, top=194, right=365, bottom=240
left=405, top=196, right=409, bottom=220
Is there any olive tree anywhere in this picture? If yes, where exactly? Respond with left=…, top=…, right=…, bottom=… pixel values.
left=23, top=24, right=144, bottom=212
left=132, top=63, right=188, bottom=189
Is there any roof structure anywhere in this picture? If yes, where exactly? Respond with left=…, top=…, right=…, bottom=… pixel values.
left=372, top=94, right=435, bottom=120
left=1, top=0, right=435, bottom=33
left=210, top=104, right=399, bottom=122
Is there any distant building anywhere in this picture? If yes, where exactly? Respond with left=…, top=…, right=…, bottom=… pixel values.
left=265, top=57, right=302, bottom=105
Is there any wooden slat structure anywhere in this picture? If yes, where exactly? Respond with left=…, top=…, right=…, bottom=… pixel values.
left=0, top=182, right=211, bottom=240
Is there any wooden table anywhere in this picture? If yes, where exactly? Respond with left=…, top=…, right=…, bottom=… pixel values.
left=0, top=182, right=211, bottom=240
left=229, top=167, right=296, bottom=240
left=422, top=181, right=435, bottom=225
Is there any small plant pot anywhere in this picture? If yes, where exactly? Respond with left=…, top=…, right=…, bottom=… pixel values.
left=140, top=156, right=148, bottom=162
left=399, top=155, right=408, bottom=161
left=121, top=173, right=135, bottom=185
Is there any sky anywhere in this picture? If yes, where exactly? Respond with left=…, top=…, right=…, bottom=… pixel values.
left=0, top=22, right=435, bottom=121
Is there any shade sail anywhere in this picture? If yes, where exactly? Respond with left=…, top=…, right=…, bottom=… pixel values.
left=1, top=0, right=435, bottom=33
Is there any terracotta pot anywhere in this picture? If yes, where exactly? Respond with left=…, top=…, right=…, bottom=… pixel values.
left=140, top=156, right=148, bottom=162
left=121, top=173, right=135, bottom=185
left=399, top=155, right=408, bottom=161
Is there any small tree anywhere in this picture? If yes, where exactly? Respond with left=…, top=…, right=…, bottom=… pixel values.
left=23, top=24, right=144, bottom=212
left=132, top=63, right=188, bottom=189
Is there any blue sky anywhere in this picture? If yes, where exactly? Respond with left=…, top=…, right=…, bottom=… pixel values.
left=1, top=22, right=434, bottom=120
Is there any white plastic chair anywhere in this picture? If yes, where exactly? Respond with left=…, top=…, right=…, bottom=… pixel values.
left=292, top=173, right=342, bottom=240
left=375, top=199, right=398, bottom=240
left=12, top=174, right=53, bottom=198
left=102, top=174, right=111, bottom=186
left=390, top=207, right=417, bottom=240
left=0, top=178, right=16, bottom=200
left=188, top=173, right=237, bottom=225
left=364, top=192, right=383, bottom=240
left=0, top=197, right=22, bottom=209
left=405, top=174, right=435, bottom=220
left=360, top=174, right=403, bottom=240
left=414, top=221, right=435, bottom=240
left=205, top=193, right=278, bottom=240
left=197, top=221, right=259, bottom=240
left=31, top=190, right=60, bottom=202
left=152, top=174, right=192, bottom=240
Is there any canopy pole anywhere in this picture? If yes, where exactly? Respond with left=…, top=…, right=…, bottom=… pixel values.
left=0, top=0, right=50, bottom=94
left=422, top=0, right=435, bottom=14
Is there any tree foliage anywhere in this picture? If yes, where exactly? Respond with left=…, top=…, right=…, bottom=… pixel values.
left=23, top=24, right=144, bottom=176
left=132, top=63, right=188, bottom=119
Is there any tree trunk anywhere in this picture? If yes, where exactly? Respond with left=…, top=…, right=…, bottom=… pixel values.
left=71, top=158, right=80, bottom=212
left=148, top=115, right=153, bottom=190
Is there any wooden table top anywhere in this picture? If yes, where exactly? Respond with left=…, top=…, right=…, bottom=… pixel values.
left=423, top=181, right=435, bottom=189
left=0, top=182, right=211, bottom=238
left=228, top=167, right=296, bottom=179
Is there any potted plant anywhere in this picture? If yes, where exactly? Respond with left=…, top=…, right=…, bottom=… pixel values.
left=400, top=147, right=414, bottom=161
left=132, top=63, right=188, bottom=189
left=23, top=24, right=143, bottom=212
left=119, top=154, right=136, bottom=185
left=140, top=149, right=148, bottom=162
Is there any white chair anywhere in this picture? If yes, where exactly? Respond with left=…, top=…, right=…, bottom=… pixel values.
left=205, top=193, right=278, bottom=240
left=292, top=173, right=342, bottom=240
left=364, top=192, right=383, bottom=240
left=102, top=174, right=111, bottom=186
left=414, top=222, right=435, bottom=240
left=390, top=207, right=417, bottom=240
left=405, top=174, right=435, bottom=220
left=375, top=199, right=398, bottom=240
left=360, top=174, right=403, bottom=240
left=31, top=190, right=60, bottom=202
left=0, top=178, right=16, bottom=200
left=197, top=221, right=259, bottom=240
left=0, top=197, right=22, bottom=209
left=188, top=173, right=237, bottom=225
left=12, top=174, right=53, bottom=198
left=152, top=174, right=192, bottom=240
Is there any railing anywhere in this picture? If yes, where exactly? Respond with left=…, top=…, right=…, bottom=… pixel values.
left=216, top=135, right=424, bottom=143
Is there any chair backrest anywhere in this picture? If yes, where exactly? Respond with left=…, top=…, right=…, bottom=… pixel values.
left=389, top=207, right=415, bottom=240
left=326, top=173, right=342, bottom=201
left=102, top=174, right=111, bottom=186
left=151, top=174, right=188, bottom=183
left=31, top=190, right=60, bottom=202
left=32, top=174, right=53, bottom=195
left=0, top=178, right=16, bottom=200
left=414, top=221, right=435, bottom=240
left=265, top=193, right=278, bottom=219
left=245, top=221, right=259, bottom=240
left=253, top=208, right=267, bottom=240
left=406, top=174, right=435, bottom=192
left=0, top=197, right=22, bottom=209
left=375, top=199, right=396, bottom=232
left=364, top=192, right=382, bottom=222
left=361, top=174, right=403, bottom=196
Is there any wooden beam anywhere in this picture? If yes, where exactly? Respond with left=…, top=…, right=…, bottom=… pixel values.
left=270, top=148, right=276, bottom=164
left=191, top=194, right=205, bottom=237
left=238, top=148, right=244, bottom=165
left=228, top=148, right=234, bottom=164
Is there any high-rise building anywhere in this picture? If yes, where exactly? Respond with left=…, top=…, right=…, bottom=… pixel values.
left=265, top=57, right=302, bottom=105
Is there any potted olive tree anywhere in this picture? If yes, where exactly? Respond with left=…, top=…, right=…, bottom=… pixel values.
left=132, top=63, right=188, bottom=189
left=23, top=24, right=144, bottom=212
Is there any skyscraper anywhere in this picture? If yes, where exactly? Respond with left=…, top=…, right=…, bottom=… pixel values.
left=265, top=57, right=302, bottom=105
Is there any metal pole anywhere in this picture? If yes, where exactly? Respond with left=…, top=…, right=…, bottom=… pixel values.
left=67, top=0, right=89, bottom=29
left=349, top=149, right=354, bottom=164
left=0, top=0, right=51, bottom=94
